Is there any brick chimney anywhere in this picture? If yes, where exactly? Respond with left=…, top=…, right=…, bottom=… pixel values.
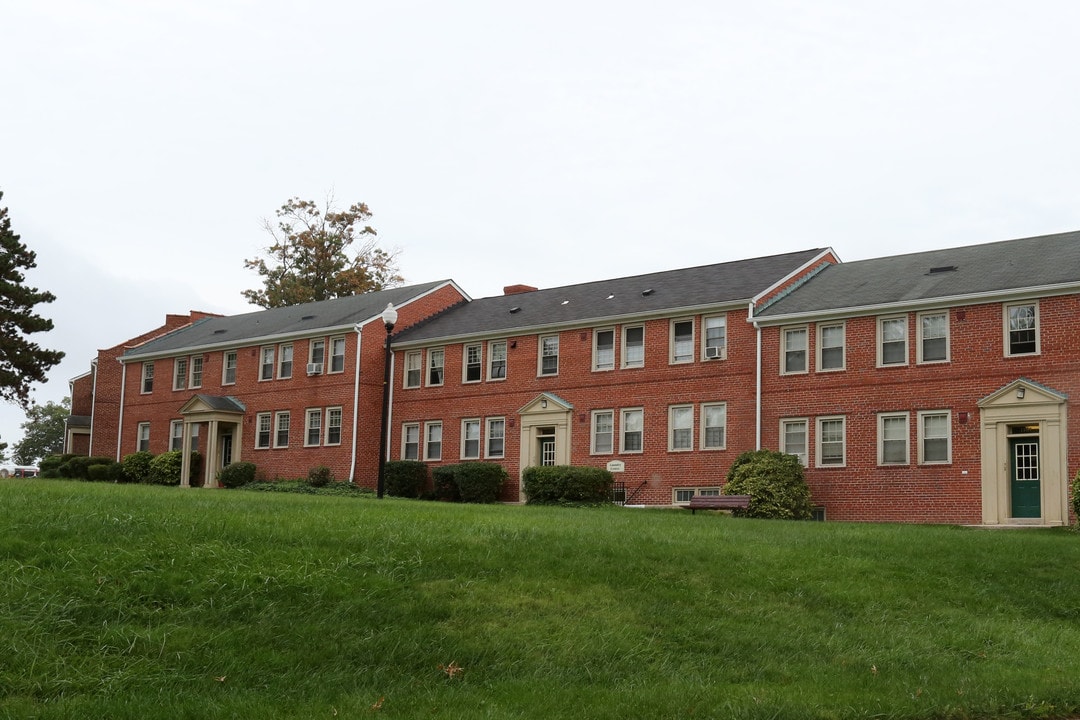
left=503, top=284, right=538, bottom=296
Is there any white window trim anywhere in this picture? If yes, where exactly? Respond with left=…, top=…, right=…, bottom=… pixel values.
left=917, top=311, right=950, bottom=364
left=304, top=408, right=322, bottom=448
left=462, top=343, right=483, bottom=384
left=274, top=411, right=290, bottom=449
left=918, top=410, right=952, bottom=465
left=141, top=362, right=154, bottom=394
left=461, top=418, right=481, bottom=460
left=309, top=338, right=326, bottom=367
left=701, top=314, right=727, bottom=361
left=668, top=404, right=694, bottom=452
left=877, top=412, right=910, bottom=466
left=1003, top=301, right=1040, bottom=357
left=591, top=410, right=614, bottom=455
left=816, top=321, right=846, bottom=372
left=700, top=402, right=727, bottom=451
left=278, top=343, right=294, bottom=379
left=877, top=315, right=909, bottom=367
left=488, top=340, right=508, bottom=382
left=780, top=418, right=809, bottom=467
left=620, top=407, right=644, bottom=454
left=255, top=412, right=272, bottom=450
left=621, top=325, right=645, bottom=369
left=222, top=350, right=237, bottom=386
left=426, top=347, right=445, bottom=387
left=325, top=407, right=343, bottom=446
left=592, top=327, right=616, bottom=372
left=137, top=422, right=150, bottom=452
left=538, top=334, right=560, bottom=376
left=485, top=417, right=506, bottom=459
left=328, top=336, right=346, bottom=374
left=424, top=421, right=443, bottom=461
left=669, top=318, right=695, bottom=365
left=259, top=346, right=275, bottom=382
left=815, top=415, right=846, bottom=468
left=173, top=357, right=188, bottom=391
left=781, top=326, right=809, bottom=375
left=401, top=422, right=420, bottom=461
left=404, top=350, right=422, bottom=389
left=673, top=487, right=723, bottom=505
left=190, top=356, right=203, bottom=389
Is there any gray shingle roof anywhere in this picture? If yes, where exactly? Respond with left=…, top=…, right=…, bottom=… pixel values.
left=393, top=249, right=827, bottom=344
left=757, top=231, right=1080, bottom=319
left=123, top=281, right=453, bottom=359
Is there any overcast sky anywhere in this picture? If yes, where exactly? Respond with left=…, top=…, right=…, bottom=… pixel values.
left=3, top=0, right=1080, bottom=458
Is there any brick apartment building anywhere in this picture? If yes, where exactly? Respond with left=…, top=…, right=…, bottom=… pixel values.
left=67, top=232, right=1080, bottom=526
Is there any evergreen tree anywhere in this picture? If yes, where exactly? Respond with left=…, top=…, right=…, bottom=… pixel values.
left=0, top=191, right=64, bottom=409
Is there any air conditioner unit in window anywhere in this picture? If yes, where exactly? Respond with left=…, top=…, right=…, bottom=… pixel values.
left=306, top=362, right=323, bottom=375
left=705, top=346, right=723, bottom=360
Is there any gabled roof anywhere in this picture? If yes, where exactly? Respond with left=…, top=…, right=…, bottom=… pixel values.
left=123, top=280, right=457, bottom=360
left=756, top=231, right=1080, bottom=320
left=393, top=249, right=827, bottom=344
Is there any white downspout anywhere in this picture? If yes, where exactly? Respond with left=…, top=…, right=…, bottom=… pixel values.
left=116, top=359, right=127, bottom=461
left=88, top=358, right=98, bottom=456
left=751, top=303, right=762, bottom=450
left=348, top=325, right=363, bottom=483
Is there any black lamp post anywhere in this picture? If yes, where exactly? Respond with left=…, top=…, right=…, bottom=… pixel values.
left=376, top=302, right=398, bottom=499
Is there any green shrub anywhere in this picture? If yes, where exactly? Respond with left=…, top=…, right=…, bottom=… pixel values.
left=1072, top=470, right=1080, bottom=526
left=147, top=451, right=184, bottom=486
left=724, top=449, right=813, bottom=520
left=384, top=460, right=428, bottom=498
left=86, top=462, right=122, bottom=482
left=454, top=462, right=508, bottom=503
left=39, top=454, right=68, bottom=477
left=120, top=452, right=154, bottom=484
left=307, top=465, right=333, bottom=488
left=430, top=465, right=459, bottom=502
left=63, top=456, right=115, bottom=481
left=522, top=465, right=614, bottom=505
left=219, top=462, right=257, bottom=489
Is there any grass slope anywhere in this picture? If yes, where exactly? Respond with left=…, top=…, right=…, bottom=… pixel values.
left=2, top=480, right=1079, bottom=719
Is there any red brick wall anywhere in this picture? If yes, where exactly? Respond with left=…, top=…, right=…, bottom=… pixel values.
left=70, top=372, right=94, bottom=418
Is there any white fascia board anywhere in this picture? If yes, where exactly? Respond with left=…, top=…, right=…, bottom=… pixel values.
left=751, top=248, right=838, bottom=305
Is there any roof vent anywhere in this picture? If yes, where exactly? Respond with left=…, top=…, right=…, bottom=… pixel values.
left=606, top=293, right=615, bottom=300
left=561, top=299, right=570, bottom=305
left=641, top=288, right=654, bottom=296
left=213, top=329, right=226, bottom=335
left=509, top=306, right=521, bottom=314
left=301, top=314, right=315, bottom=321
left=927, top=265, right=958, bottom=274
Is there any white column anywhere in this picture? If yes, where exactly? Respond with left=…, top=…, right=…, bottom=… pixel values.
left=180, top=421, right=193, bottom=488
left=205, top=420, right=220, bottom=488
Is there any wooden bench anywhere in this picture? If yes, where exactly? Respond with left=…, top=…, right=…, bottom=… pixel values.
left=686, top=494, right=751, bottom=515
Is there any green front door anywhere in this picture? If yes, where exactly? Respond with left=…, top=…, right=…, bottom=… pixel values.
left=1009, top=436, right=1041, bottom=518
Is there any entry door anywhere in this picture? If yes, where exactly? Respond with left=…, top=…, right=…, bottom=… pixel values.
left=221, top=432, right=233, bottom=468
left=537, top=428, right=556, bottom=466
left=1009, top=436, right=1041, bottom=518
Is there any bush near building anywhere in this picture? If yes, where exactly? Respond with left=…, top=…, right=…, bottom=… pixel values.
left=724, top=449, right=813, bottom=520
left=523, top=466, right=614, bottom=505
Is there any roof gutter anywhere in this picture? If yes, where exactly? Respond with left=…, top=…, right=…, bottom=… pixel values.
left=348, top=325, right=363, bottom=483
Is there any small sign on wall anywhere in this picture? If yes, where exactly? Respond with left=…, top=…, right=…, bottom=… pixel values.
left=606, top=460, right=625, bottom=473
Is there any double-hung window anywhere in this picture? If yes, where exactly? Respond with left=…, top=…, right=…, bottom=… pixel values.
left=818, top=323, right=845, bottom=371
left=781, top=418, right=808, bottom=466
left=1005, top=302, right=1038, bottom=356
left=463, top=344, right=483, bottom=383
left=488, top=340, right=507, bottom=380
left=402, top=423, right=420, bottom=460
left=190, top=357, right=203, bottom=389
left=424, top=421, right=443, bottom=461
left=918, top=411, right=951, bottom=464
left=255, top=413, right=272, bottom=449
left=669, top=405, right=693, bottom=451
left=620, top=408, right=644, bottom=453
left=310, top=339, right=326, bottom=371
left=427, top=348, right=445, bottom=386
left=329, top=336, right=346, bottom=373
left=326, top=408, right=342, bottom=445
left=670, top=319, right=694, bottom=364
left=174, top=358, right=188, bottom=390
left=592, top=410, right=614, bottom=454
left=137, top=423, right=150, bottom=452
left=462, top=419, right=481, bottom=459
left=816, top=416, right=846, bottom=467
left=782, top=327, right=807, bottom=374
left=703, top=316, right=726, bottom=360
left=404, top=351, right=422, bottom=388
left=260, top=347, right=275, bottom=381
left=305, top=409, right=322, bottom=447
left=539, top=335, right=559, bottom=376
left=878, top=412, right=909, bottom=465
left=141, top=362, right=154, bottom=394
left=170, top=420, right=184, bottom=451
left=701, top=403, right=726, bottom=450
left=918, top=312, right=949, bottom=363
left=879, top=316, right=907, bottom=366
left=223, top=351, right=237, bottom=385
left=274, top=411, right=290, bottom=448
left=593, top=329, right=615, bottom=371
left=278, top=344, right=293, bottom=379
left=486, top=418, right=505, bottom=458
left=622, top=326, right=644, bottom=368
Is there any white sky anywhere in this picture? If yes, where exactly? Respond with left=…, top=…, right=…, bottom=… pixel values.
left=3, top=0, right=1080, bottom=456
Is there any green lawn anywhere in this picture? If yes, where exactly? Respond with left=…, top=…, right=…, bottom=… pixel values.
left=2, top=480, right=1079, bottom=719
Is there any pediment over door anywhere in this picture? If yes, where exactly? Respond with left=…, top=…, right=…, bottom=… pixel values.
left=977, top=378, right=1066, bottom=410
left=518, top=392, right=574, bottom=416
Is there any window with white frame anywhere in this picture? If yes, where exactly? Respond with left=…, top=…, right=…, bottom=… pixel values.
left=703, top=315, right=727, bottom=360
left=305, top=409, right=322, bottom=447
left=818, top=322, right=845, bottom=371
left=141, top=362, right=154, bottom=393
left=424, top=421, right=443, bottom=461
left=190, top=356, right=203, bottom=389
left=621, top=408, right=643, bottom=453
left=274, top=411, right=290, bottom=448
left=593, top=329, right=615, bottom=371
left=1005, top=302, right=1038, bottom=356
left=260, top=347, right=275, bottom=381
left=404, top=351, right=422, bottom=388
left=781, top=418, right=808, bottom=466
left=918, top=411, right=951, bottom=464
left=326, top=407, right=342, bottom=446
left=670, top=319, right=694, bottom=363
left=486, top=418, right=505, bottom=458
left=462, top=419, right=481, bottom=459
left=701, top=402, right=726, bottom=450
left=622, top=325, right=644, bottom=368
left=782, top=327, right=807, bottom=374
left=329, top=336, right=346, bottom=373
left=427, top=348, right=444, bottom=386
left=878, top=316, right=907, bottom=366
left=170, top=420, right=184, bottom=451
left=137, top=422, right=150, bottom=452
left=488, top=340, right=507, bottom=380
left=463, top=343, right=483, bottom=383
left=402, top=423, right=420, bottom=460
left=278, top=344, right=293, bottom=379
left=816, top=416, right=846, bottom=467
left=223, top=350, right=237, bottom=385
left=539, top=335, right=559, bottom=376
left=673, top=487, right=722, bottom=504
left=669, top=405, right=693, bottom=451
left=918, top=312, right=949, bottom=363
left=173, top=357, right=188, bottom=390
left=878, top=412, right=909, bottom=465
left=309, top=339, right=325, bottom=368
left=255, top=412, right=272, bottom=449
left=591, top=410, right=614, bottom=454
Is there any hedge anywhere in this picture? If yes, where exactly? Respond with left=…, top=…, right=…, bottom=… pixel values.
left=384, top=460, right=429, bottom=498
left=522, top=465, right=613, bottom=505
left=724, top=449, right=813, bottom=519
